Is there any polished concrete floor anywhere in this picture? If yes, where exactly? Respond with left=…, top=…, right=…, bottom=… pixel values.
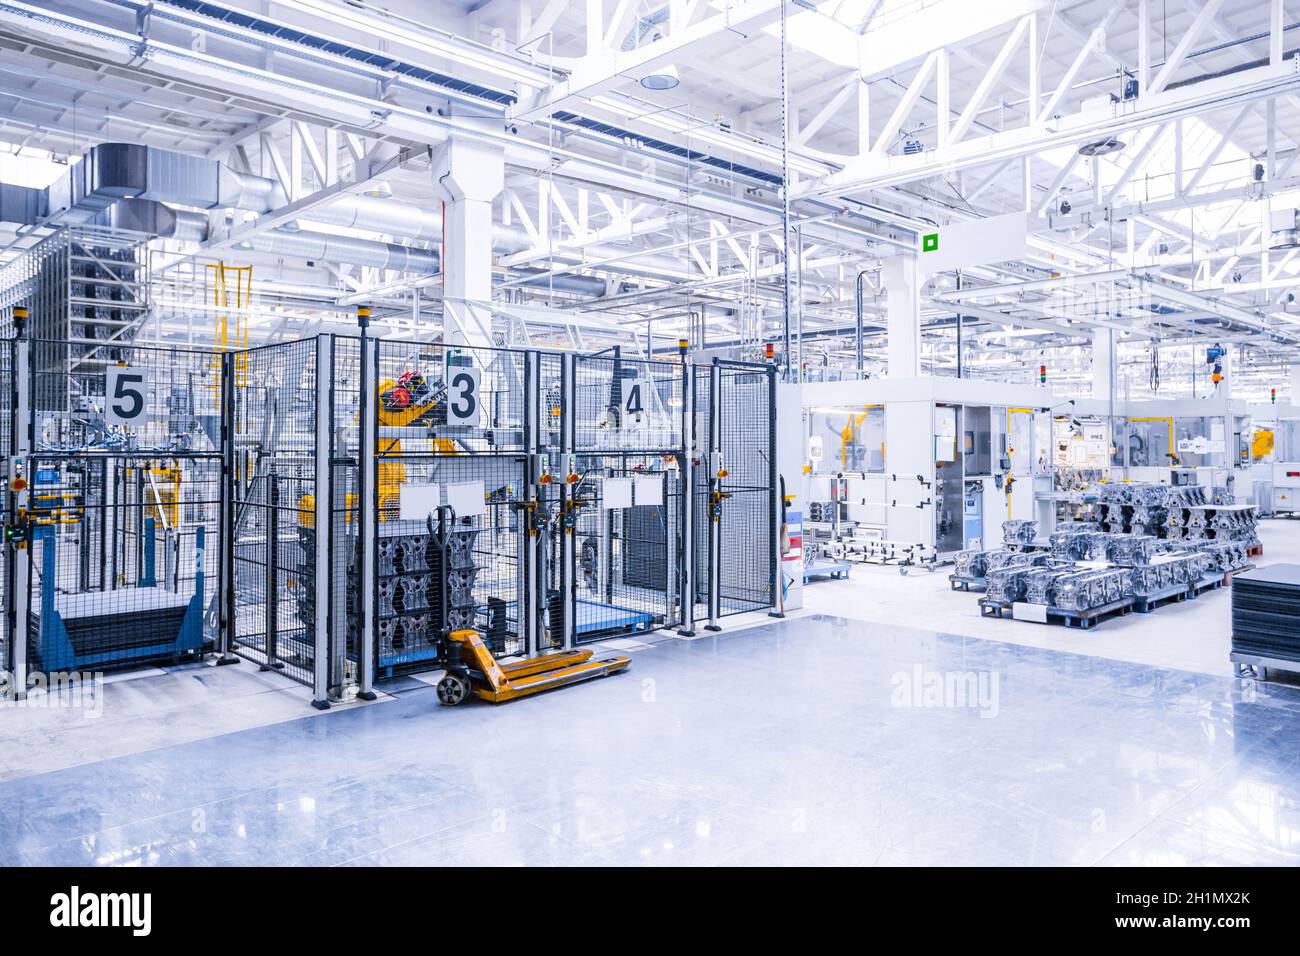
left=3, top=612, right=1300, bottom=866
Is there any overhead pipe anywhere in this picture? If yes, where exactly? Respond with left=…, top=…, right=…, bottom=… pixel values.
left=853, top=268, right=870, bottom=375
left=19, top=142, right=678, bottom=276
left=0, top=143, right=612, bottom=295
left=169, top=209, right=610, bottom=295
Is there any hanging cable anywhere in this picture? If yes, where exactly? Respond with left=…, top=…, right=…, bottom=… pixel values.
left=779, top=0, right=792, bottom=381
left=1149, top=345, right=1161, bottom=393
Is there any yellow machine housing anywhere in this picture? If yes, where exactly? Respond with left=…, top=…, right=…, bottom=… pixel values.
left=144, top=465, right=182, bottom=528
left=298, top=374, right=461, bottom=526
left=1252, top=428, right=1275, bottom=461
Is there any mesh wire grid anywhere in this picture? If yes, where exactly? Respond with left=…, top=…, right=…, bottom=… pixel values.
left=230, top=339, right=319, bottom=686
left=331, top=336, right=362, bottom=676
left=573, top=351, right=682, bottom=453
left=714, top=361, right=776, bottom=615
left=568, top=351, right=684, bottom=642
left=569, top=456, right=681, bottom=643
left=23, top=339, right=224, bottom=673
left=371, top=339, right=530, bottom=673
left=691, top=365, right=713, bottom=613
left=5, top=326, right=777, bottom=687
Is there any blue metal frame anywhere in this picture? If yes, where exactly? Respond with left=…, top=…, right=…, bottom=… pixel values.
left=33, top=525, right=206, bottom=671
left=139, top=516, right=156, bottom=587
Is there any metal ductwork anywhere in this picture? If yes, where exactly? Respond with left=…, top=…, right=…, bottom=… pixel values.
left=0, top=183, right=47, bottom=224
left=163, top=209, right=439, bottom=273
left=240, top=227, right=440, bottom=274
left=41, top=143, right=675, bottom=270
left=1270, top=209, right=1300, bottom=251
left=0, top=143, right=619, bottom=295
left=44, top=143, right=285, bottom=222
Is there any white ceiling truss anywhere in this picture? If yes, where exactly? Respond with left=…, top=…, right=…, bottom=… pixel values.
left=0, top=0, right=1298, bottom=397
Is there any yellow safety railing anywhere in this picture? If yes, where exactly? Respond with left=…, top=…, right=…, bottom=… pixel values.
left=207, top=261, right=253, bottom=390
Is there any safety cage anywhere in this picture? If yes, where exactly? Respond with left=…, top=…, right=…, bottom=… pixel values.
left=2, top=328, right=777, bottom=708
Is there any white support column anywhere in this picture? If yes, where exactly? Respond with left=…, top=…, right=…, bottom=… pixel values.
left=1027, top=12, right=1040, bottom=119
left=882, top=255, right=920, bottom=377
left=1272, top=0, right=1285, bottom=66
left=1288, top=363, right=1300, bottom=403
left=432, top=137, right=505, bottom=349
left=935, top=49, right=950, bottom=146
left=1092, top=328, right=1114, bottom=402
left=856, top=74, right=870, bottom=157
left=1137, top=0, right=1150, bottom=95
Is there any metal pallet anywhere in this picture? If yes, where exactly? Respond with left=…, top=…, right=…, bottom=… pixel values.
left=1188, top=574, right=1224, bottom=599
left=1231, top=652, right=1300, bottom=683
left=804, top=560, right=852, bottom=584
left=949, top=574, right=986, bottom=592
left=1132, top=582, right=1191, bottom=614
left=979, top=598, right=1013, bottom=618
left=1044, top=597, right=1135, bottom=629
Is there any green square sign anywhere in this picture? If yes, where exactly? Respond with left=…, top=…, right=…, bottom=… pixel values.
left=922, top=233, right=939, bottom=253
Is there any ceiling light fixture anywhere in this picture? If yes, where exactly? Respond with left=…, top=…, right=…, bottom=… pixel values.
left=640, top=64, right=680, bottom=91
left=1077, top=137, right=1126, bottom=157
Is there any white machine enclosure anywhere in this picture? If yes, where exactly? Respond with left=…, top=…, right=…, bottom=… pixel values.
left=796, top=377, right=1052, bottom=563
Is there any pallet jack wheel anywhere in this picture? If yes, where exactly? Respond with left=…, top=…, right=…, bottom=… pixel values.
left=899, top=566, right=910, bottom=576
left=436, top=673, right=471, bottom=706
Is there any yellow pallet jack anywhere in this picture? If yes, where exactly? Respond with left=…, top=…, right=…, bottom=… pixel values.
left=435, top=629, right=630, bottom=705
left=425, top=505, right=629, bottom=706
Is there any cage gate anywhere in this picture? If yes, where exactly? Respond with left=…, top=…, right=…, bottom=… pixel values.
left=13, top=339, right=227, bottom=680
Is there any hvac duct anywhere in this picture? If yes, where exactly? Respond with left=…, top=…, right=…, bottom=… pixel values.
left=43, top=143, right=677, bottom=269
left=3, top=142, right=684, bottom=278
left=307, top=192, right=688, bottom=272
left=155, top=208, right=438, bottom=272
left=239, top=229, right=440, bottom=274
left=0, top=183, right=47, bottom=224
left=1270, top=209, right=1300, bottom=251
left=44, top=143, right=285, bottom=222
left=0, top=143, right=615, bottom=295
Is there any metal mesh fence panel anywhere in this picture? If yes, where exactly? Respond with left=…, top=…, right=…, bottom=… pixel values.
left=24, top=340, right=223, bottom=673
left=569, top=351, right=685, bottom=643
left=716, top=361, right=775, bottom=615
left=371, top=339, right=529, bottom=676
left=535, top=351, right=566, bottom=649
left=570, top=456, right=681, bottom=642
left=332, top=336, right=361, bottom=677
left=230, top=339, right=318, bottom=685
left=692, top=366, right=713, bottom=612
left=574, top=351, right=682, bottom=453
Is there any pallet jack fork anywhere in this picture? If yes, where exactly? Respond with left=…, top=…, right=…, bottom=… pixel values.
left=435, top=630, right=630, bottom=705
left=426, top=503, right=629, bottom=706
